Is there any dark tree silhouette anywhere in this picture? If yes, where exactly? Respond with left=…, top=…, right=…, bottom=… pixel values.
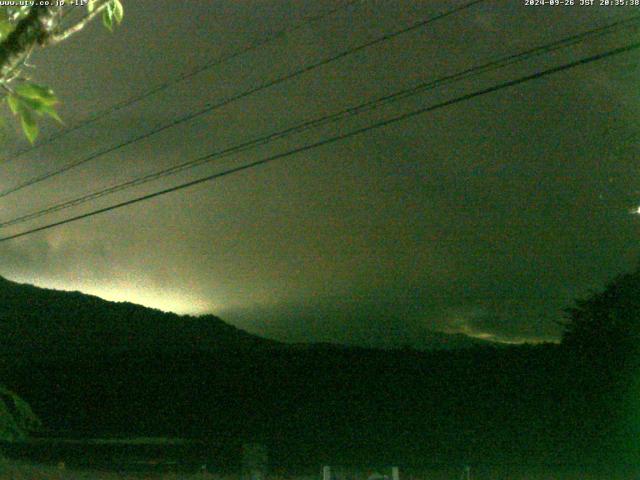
left=562, top=265, right=640, bottom=357
left=560, top=264, right=640, bottom=464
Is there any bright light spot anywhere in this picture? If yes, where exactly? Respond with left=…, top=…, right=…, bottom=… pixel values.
left=87, top=285, right=214, bottom=315
left=7, top=275, right=216, bottom=316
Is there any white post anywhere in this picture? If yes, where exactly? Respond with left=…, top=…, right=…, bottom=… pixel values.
left=391, top=466, right=399, bottom=480
left=323, top=465, right=331, bottom=480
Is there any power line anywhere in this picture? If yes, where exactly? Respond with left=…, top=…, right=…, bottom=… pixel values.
left=1, top=40, right=637, bottom=243
left=2, top=15, right=637, bottom=229
left=3, top=0, right=362, bottom=163
left=0, top=0, right=486, bottom=199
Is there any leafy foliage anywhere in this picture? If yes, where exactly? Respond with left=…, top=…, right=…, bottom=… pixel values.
left=562, top=265, right=640, bottom=356
left=559, top=264, right=640, bottom=464
left=102, top=0, right=124, bottom=31
left=0, top=1, right=124, bottom=142
left=7, top=83, right=61, bottom=143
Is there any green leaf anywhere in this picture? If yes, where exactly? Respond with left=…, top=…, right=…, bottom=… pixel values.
left=14, top=96, right=43, bottom=114
left=101, top=1, right=123, bottom=31
left=6, top=94, right=19, bottom=115
left=6, top=89, right=62, bottom=142
left=14, top=82, right=58, bottom=106
left=7, top=95, right=39, bottom=142
left=19, top=108, right=37, bottom=144
left=102, top=7, right=113, bottom=32
left=40, top=103, right=62, bottom=124
left=16, top=96, right=61, bottom=123
left=113, top=0, right=123, bottom=24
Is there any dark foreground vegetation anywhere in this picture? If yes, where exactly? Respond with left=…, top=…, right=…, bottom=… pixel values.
left=2, top=344, right=635, bottom=469
left=0, top=267, right=638, bottom=475
left=0, top=459, right=634, bottom=480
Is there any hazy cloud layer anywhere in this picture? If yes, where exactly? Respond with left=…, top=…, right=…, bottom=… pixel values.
left=0, top=0, right=638, bottom=346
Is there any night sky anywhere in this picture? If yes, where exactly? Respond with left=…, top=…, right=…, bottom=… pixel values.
left=0, top=0, right=638, bottom=347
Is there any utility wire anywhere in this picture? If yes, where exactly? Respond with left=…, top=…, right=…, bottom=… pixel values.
left=1, top=40, right=637, bottom=243
left=3, top=0, right=362, bottom=163
left=2, top=15, right=638, bottom=229
left=0, top=0, right=486, bottom=199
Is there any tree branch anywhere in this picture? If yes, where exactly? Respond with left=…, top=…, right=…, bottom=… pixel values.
left=48, top=1, right=111, bottom=45
left=0, top=5, right=63, bottom=82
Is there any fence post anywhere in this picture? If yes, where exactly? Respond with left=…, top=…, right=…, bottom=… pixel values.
left=391, top=466, right=399, bottom=480
left=323, top=465, right=331, bottom=480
